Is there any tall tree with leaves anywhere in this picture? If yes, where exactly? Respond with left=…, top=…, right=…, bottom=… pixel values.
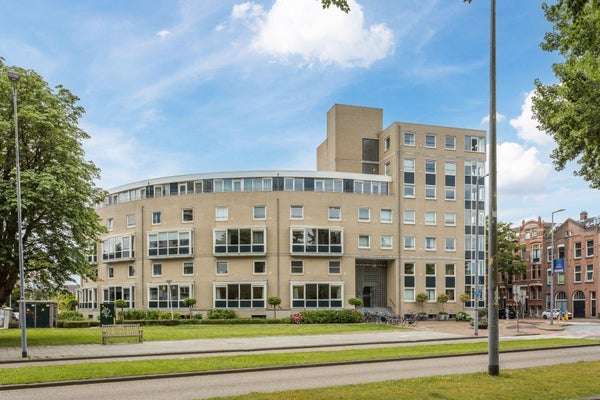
left=495, top=221, right=526, bottom=278
left=0, top=59, right=105, bottom=306
left=533, top=0, right=600, bottom=188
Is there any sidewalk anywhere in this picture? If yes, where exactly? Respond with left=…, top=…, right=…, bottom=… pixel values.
left=0, top=319, right=567, bottom=362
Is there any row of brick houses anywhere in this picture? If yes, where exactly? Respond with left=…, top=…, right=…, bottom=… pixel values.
left=502, top=211, right=600, bottom=318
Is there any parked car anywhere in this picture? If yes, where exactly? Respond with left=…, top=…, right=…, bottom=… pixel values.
left=542, top=309, right=572, bottom=319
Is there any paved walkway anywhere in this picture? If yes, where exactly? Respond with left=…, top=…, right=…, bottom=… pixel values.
left=0, top=319, right=571, bottom=362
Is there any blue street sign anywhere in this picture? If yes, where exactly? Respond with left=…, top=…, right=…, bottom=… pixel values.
left=475, top=291, right=481, bottom=296
left=553, top=258, right=565, bottom=273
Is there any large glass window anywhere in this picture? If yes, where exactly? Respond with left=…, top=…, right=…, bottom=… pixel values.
left=465, top=135, right=485, bottom=152
left=148, top=231, right=192, bottom=257
left=291, top=283, right=343, bottom=308
left=102, top=235, right=134, bottom=261
left=291, top=228, right=342, bottom=254
left=148, top=283, right=192, bottom=309
left=103, top=286, right=135, bottom=308
left=214, top=283, right=265, bottom=308
left=213, top=228, right=266, bottom=254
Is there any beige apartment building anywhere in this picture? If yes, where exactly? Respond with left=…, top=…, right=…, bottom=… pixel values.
left=77, top=104, right=487, bottom=319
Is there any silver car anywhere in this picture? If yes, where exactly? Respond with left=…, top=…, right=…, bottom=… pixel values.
left=542, top=309, right=572, bottom=319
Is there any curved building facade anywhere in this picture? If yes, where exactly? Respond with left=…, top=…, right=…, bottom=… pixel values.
left=78, top=104, right=487, bottom=319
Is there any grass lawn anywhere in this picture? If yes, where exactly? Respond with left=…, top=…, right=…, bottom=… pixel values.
left=207, top=361, right=600, bottom=400
left=0, top=323, right=396, bottom=347
left=0, top=338, right=597, bottom=385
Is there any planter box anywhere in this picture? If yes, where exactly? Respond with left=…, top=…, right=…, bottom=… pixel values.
left=438, top=313, right=449, bottom=321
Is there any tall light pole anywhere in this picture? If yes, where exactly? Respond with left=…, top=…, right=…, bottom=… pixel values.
left=474, top=170, right=488, bottom=336
left=550, top=208, right=565, bottom=325
left=487, top=0, right=499, bottom=377
left=8, top=69, right=27, bottom=358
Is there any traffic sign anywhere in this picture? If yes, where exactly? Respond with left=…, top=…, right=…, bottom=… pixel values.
left=553, top=258, right=565, bottom=273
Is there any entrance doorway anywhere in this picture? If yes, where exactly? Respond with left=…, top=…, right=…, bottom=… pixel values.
left=355, top=260, right=388, bottom=308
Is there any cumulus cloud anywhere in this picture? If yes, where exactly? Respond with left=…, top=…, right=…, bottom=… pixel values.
left=496, top=141, right=552, bottom=195
left=510, top=91, right=553, bottom=146
left=230, top=0, right=393, bottom=68
left=156, top=30, right=171, bottom=39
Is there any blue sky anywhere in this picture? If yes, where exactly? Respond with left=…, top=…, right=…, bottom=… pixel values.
left=2, top=0, right=598, bottom=225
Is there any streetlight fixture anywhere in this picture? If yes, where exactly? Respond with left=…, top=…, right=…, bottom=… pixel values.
left=8, top=69, right=27, bottom=358
left=550, top=208, right=565, bottom=325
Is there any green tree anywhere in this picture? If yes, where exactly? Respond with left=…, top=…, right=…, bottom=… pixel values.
left=533, top=1, right=600, bottom=188
left=114, top=299, right=127, bottom=322
left=459, top=293, right=470, bottom=310
left=0, top=59, right=105, bottom=307
left=183, top=297, right=197, bottom=319
left=348, top=297, right=362, bottom=310
left=267, top=296, right=281, bottom=319
left=58, top=294, right=79, bottom=312
left=436, top=293, right=449, bottom=314
left=495, top=221, right=527, bottom=278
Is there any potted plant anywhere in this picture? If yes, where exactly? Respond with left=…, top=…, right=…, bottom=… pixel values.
left=436, top=293, right=449, bottom=320
left=416, top=292, right=428, bottom=320
left=348, top=297, right=362, bottom=310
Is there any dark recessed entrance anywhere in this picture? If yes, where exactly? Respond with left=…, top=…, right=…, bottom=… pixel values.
left=355, top=260, right=388, bottom=308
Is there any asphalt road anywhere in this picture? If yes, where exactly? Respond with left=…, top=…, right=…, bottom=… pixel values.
left=3, top=346, right=600, bottom=400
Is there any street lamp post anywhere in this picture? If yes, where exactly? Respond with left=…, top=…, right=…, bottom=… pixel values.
left=474, top=170, right=488, bottom=336
left=8, top=69, right=27, bottom=359
left=550, top=208, right=565, bottom=325
left=166, top=280, right=174, bottom=320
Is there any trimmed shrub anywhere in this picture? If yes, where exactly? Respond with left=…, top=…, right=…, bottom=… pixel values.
left=207, top=309, right=237, bottom=319
left=289, top=310, right=363, bottom=324
left=57, top=311, right=85, bottom=321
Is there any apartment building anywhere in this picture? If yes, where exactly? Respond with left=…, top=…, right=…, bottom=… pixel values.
left=77, top=104, right=487, bottom=318
left=509, top=211, right=599, bottom=318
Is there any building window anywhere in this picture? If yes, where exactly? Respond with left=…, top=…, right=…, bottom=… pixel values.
left=291, top=228, right=342, bottom=254
left=214, top=283, right=266, bottom=308
left=444, top=212, right=456, bottom=226
left=102, top=235, right=134, bottom=261
left=104, top=286, right=135, bottom=309
left=381, top=235, right=392, bottom=249
left=126, top=214, right=135, bottom=228
left=586, top=240, right=594, bottom=257
left=425, top=237, right=436, bottom=251
left=291, top=260, right=304, bottom=274
left=358, top=207, right=371, bottom=222
left=425, top=211, right=437, bottom=225
left=404, top=158, right=415, bottom=172
left=328, top=206, right=341, bottom=221
left=216, top=206, right=229, bottom=221
left=108, top=267, right=114, bottom=279
left=152, top=263, right=162, bottom=277
left=445, top=187, right=456, bottom=200
left=403, top=209, right=415, bottom=224
left=329, top=260, right=341, bottom=274
left=107, top=218, right=114, bottom=231
left=254, top=260, right=266, bottom=275
left=404, top=132, right=415, bottom=146
left=358, top=234, right=370, bottom=249
left=574, top=242, right=582, bottom=259
left=291, top=205, right=304, bottom=220
left=426, top=263, right=436, bottom=301
left=384, top=135, right=391, bottom=151
left=574, top=265, right=582, bottom=283
left=152, top=211, right=162, bottom=225
left=445, top=237, right=456, bottom=251
left=425, top=185, right=436, bottom=199
left=404, top=235, right=415, bottom=250
left=404, top=184, right=415, bottom=198
left=148, top=231, right=192, bottom=257
left=216, top=261, right=228, bottom=275
left=445, top=135, right=456, bottom=150
left=425, top=160, right=436, bottom=173
left=404, top=263, right=415, bottom=301
left=465, top=135, right=485, bottom=152
left=586, top=264, right=594, bottom=282
left=291, top=283, right=343, bottom=308
left=182, top=208, right=194, bottom=222
left=253, top=205, right=266, bottom=220
left=128, top=264, right=135, bottom=278
left=183, top=262, right=194, bottom=276
left=214, top=228, right=266, bottom=254
left=380, top=209, right=392, bottom=223
left=425, top=134, right=436, bottom=148
left=148, top=283, right=192, bottom=309
left=384, top=162, right=391, bottom=176
left=531, top=244, right=541, bottom=263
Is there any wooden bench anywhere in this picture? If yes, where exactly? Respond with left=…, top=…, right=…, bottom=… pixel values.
left=101, top=324, right=143, bottom=345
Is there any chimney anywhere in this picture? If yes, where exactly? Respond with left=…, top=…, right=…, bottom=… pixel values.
left=580, top=211, right=588, bottom=221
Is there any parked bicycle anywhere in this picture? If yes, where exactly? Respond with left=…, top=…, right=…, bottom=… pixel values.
left=402, top=311, right=418, bottom=327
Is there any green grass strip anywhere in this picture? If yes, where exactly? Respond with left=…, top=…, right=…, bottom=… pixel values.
left=0, top=338, right=596, bottom=385
left=207, top=361, right=600, bottom=400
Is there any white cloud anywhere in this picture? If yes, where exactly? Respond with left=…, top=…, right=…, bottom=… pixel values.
left=510, top=91, right=553, bottom=146
left=496, top=142, right=552, bottom=195
left=233, top=0, right=393, bottom=68
left=156, top=30, right=171, bottom=39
